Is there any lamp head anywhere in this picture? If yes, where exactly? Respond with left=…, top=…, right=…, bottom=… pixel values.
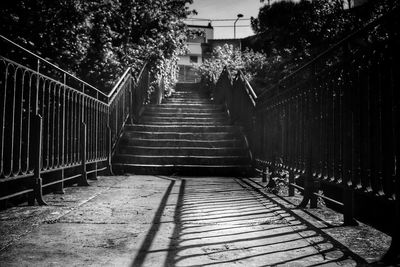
left=237, top=13, right=244, bottom=18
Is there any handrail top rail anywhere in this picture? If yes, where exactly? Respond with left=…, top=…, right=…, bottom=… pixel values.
left=220, top=68, right=257, bottom=107
left=107, top=67, right=132, bottom=99
left=108, top=62, right=148, bottom=104
left=0, top=55, right=108, bottom=105
left=257, top=5, right=399, bottom=101
left=240, top=70, right=257, bottom=100
left=1, top=34, right=150, bottom=107
left=0, top=34, right=108, bottom=98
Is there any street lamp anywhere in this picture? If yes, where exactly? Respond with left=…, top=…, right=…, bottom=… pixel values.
left=234, top=13, right=243, bottom=39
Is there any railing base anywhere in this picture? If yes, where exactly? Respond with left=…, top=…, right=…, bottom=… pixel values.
left=54, top=170, right=65, bottom=194
left=78, top=173, right=90, bottom=187
left=379, top=241, right=400, bottom=265
left=33, top=178, right=47, bottom=206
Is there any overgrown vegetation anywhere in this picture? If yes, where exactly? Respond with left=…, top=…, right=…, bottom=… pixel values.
left=198, top=0, right=399, bottom=93
left=195, top=44, right=267, bottom=85
left=0, top=0, right=194, bottom=93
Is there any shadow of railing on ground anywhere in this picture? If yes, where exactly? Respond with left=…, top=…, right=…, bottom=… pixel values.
left=159, top=178, right=365, bottom=267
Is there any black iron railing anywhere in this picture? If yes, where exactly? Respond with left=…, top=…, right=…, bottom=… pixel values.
left=209, top=7, right=399, bottom=263
left=0, top=35, right=152, bottom=205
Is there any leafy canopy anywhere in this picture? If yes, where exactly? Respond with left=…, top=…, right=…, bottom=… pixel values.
left=0, top=0, right=194, bottom=92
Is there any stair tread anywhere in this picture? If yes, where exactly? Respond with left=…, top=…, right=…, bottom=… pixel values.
left=125, top=124, right=236, bottom=128
left=120, top=146, right=246, bottom=150
left=113, top=163, right=251, bottom=167
left=123, top=138, right=242, bottom=142
left=115, top=155, right=247, bottom=158
left=113, top=83, right=251, bottom=176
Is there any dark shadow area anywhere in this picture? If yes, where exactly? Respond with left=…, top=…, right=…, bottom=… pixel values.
left=153, top=177, right=369, bottom=267
left=238, top=178, right=369, bottom=265
left=130, top=179, right=176, bottom=267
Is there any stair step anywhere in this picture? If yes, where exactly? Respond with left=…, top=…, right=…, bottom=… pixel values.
left=165, top=96, right=210, bottom=100
left=112, top=163, right=252, bottom=176
left=124, top=124, right=239, bottom=132
left=163, top=100, right=212, bottom=104
left=123, top=131, right=240, bottom=140
left=113, top=155, right=249, bottom=165
left=167, top=96, right=209, bottom=100
left=112, top=83, right=251, bottom=177
left=143, top=109, right=224, bottom=115
left=148, top=103, right=222, bottom=109
left=140, top=117, right=229, bottom=124
left=120, top=138, right=244, bottom=147
left=118, top=146, right=248, bottom=156
left=170, top=94, right=209, bottom=99
left=141, top=112, right=228, bottom=118
left=142, top=121, right=230, bottom=126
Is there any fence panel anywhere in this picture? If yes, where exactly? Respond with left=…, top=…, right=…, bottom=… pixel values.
left=0, top=35, right=152, bottom=204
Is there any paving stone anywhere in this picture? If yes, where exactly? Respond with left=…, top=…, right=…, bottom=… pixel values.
left=0, top=175, right=391, bottom=266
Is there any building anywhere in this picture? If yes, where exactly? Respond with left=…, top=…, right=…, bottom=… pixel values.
left=177, top=24, right=214, bottom=82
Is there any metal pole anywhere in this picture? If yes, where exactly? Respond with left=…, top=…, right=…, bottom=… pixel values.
left=234, top=18, right=238, bottom=39
left=234, top=14, right=243, bottom=39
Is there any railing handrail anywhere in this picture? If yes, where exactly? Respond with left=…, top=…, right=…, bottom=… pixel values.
left=239, top=71, right=257, bottom=107
left=0, top=34, right=150, bottom=108
left=0, top=34, right=108, bottom=99
left=107, top=67, right=132, bottom=100
left=257, top=5, right=400, bottom=101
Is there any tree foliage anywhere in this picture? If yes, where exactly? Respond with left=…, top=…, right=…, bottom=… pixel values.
left=0, top=0, right=194, bottom=93
left=195, top=44, right=268, bottom=93
left=251, top=0, right=358, bottom=62
left=245, top=0, right=399, bottom=90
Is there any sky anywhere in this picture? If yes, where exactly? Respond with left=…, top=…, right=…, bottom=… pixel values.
left=185, top=0, right=266, bottom=39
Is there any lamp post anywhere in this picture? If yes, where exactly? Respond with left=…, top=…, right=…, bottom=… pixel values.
left=234, top=13, right=243, bottom=39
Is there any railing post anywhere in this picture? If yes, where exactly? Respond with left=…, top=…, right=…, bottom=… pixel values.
left=298, top=141, right=316, bottom=208
left=381, top=41, right=400, bottom=263
left=30, top=115, right=47, bottom=205
left=381, top=152, right=400, bottom=263
left=266, top=159, right=276, bottom=189
left=106, top=124, right=114, bottom=175
left=299, top=68, right=318, bottom=209
left=129, top=79, right=134, bottom=124
left=288, top=171, right=295, bottom=197
left=55, top=73, right=67, bottom=194
left=156, top=76, right=164, bottom=104
left=342, top=43, right=358, bottom=226
left=79, top=122, right=89, bottom=186
left=262, top=166, right=267, bottom=183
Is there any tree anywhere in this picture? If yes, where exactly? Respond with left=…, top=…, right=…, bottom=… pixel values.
left=0, top=0, right=194, bottom=92
left=250, top=0, right=356, bottom=56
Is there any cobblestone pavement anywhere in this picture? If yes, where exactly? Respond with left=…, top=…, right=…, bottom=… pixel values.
left=0, top=175, right=391, bottom=266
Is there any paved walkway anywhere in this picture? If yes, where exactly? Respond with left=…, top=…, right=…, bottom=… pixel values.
left=0, top=175, right=391, bottom=266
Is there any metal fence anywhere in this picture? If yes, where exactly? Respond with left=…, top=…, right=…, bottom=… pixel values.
left=210, top=8, right=399, bottom=263
left=0, top=35, right=151, bottom=206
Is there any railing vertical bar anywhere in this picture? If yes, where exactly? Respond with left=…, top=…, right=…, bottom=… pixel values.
left=342, top=45, right=357, bottom=225
left=31, top=114, right=47, bottom=205
left=376, top=57, right=385, bottom=196
left=16, top=69, right=25, bottom=176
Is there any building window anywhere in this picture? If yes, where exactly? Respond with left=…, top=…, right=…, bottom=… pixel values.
left=190, top=56, right=198, bottom=63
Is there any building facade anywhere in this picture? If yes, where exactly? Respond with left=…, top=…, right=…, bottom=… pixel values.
left=178, top=24, right=214, bottom=82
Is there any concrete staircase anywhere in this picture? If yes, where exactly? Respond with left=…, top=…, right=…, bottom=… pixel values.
left=112, top=83, right=252, bottom=176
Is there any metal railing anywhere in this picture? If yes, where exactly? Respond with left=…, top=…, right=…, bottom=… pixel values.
left=0, top=35, right=151, bottom=205
left=209, top=7, right=400, bottom=263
